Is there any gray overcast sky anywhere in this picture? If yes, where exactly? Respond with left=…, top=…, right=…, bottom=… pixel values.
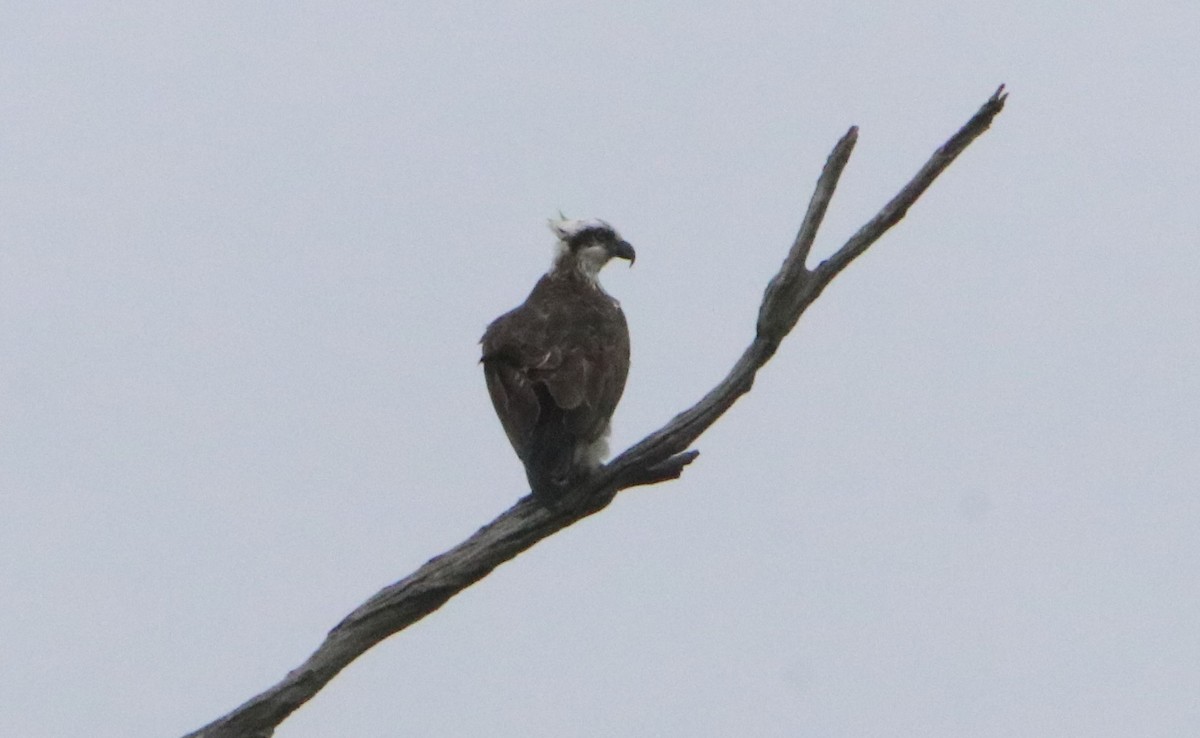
left=2, top=2, right=1197, bottom=737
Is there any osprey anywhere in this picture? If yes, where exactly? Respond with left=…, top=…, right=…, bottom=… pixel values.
left=481, top=217, right=635, bottom=505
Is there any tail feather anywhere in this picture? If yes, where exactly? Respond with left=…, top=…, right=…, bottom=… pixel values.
left=525, top=423, right=580, bottom=504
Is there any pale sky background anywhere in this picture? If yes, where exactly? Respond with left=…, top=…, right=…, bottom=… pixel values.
left=2, top=2, right=1198, bottom=737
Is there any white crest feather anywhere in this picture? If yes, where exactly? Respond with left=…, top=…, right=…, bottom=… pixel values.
left=548, top=216, right=613, bottom=242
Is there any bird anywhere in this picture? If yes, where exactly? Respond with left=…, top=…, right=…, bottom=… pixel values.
left=481, top=217, right=635, bottom=506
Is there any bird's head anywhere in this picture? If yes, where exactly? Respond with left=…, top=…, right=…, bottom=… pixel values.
left=548, top=216, right=635, bottom=282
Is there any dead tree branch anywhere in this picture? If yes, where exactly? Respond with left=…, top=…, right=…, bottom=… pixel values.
left=183, top=85, right=1007, bottom=738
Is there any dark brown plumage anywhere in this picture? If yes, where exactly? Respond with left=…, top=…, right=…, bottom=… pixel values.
left=481, top=219, right=634, bottom=504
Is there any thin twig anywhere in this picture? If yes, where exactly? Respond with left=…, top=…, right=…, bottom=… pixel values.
left=182, top=86, right=1006, bottom=738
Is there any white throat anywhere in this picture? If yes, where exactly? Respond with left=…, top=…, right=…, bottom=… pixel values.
left=553, top=241, right=610, bottom=284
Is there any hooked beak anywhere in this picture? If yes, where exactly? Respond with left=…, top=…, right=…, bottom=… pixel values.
left=611, top=239, right=636, bottom=266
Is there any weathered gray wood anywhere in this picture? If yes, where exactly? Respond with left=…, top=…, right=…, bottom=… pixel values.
left=183, top=85, right=1007, bottom=738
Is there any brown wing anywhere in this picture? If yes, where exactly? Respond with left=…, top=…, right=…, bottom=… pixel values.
left=479, top=332, right=545, bottom=462
left=480, top=275, right=630, bottom=486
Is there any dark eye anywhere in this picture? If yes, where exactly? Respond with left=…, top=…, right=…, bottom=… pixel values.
left=569, top=228, right=603, bottom=250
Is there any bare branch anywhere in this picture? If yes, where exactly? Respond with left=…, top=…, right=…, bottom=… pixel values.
left=183, top=86, right=1006, bottom=738
left=757, top=125, right=858, bottom=342
left=816, top=84, right=1007, bottom=283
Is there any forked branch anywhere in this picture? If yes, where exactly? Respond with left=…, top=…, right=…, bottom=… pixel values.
left=183, top=85, right=1006, bottom=738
